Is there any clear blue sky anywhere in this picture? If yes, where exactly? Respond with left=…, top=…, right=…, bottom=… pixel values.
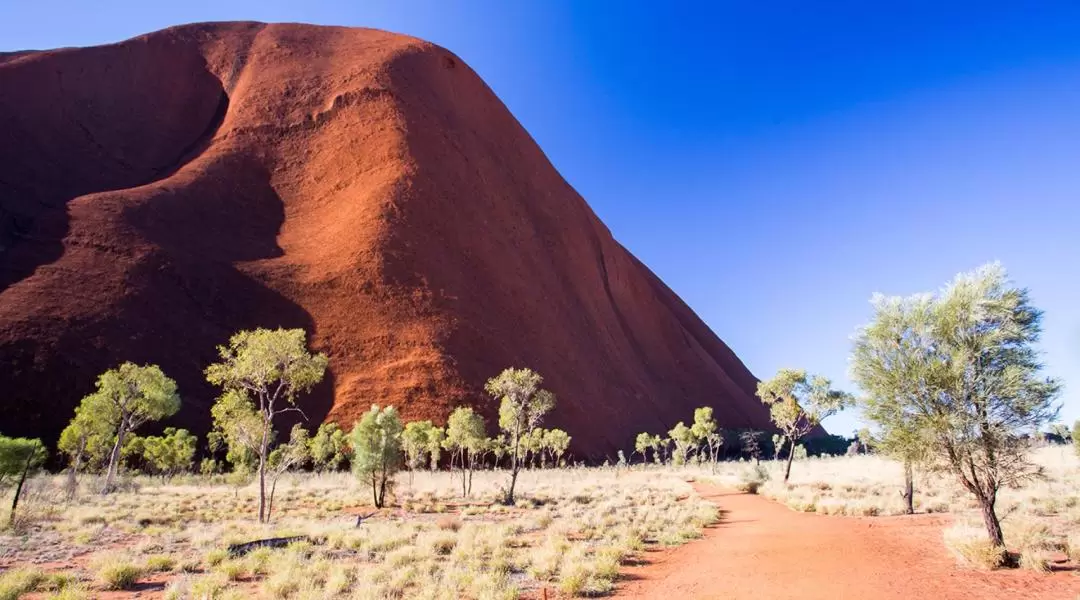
left=3, top=1, right=1079, bottom=435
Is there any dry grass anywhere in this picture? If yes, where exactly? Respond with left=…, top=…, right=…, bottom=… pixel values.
left=0, top=466, right=717, bottom=598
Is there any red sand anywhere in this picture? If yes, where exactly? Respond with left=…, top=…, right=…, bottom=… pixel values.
left=618, top=484, right=1080, bottom=599
left=0, top=22, right=774, bottom=454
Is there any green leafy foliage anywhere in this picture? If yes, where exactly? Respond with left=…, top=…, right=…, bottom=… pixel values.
left=308, top=422, right=349, bottom=472
left=349, top=405, right=403, bottom=508
left=486, top=367, right=555, bottom=504
left=0, top=435, right=46, bottom=527
left=757, top=368, right=852, bottom=482
left=75, top=362, right=181, bottom=493
left=668, top=422, right=694, bottom=466
left=850, top=263, right=1061, bottom=546
left=0, top=436, right=46, bottom=487
left=205, top=328, right=327, bottom=522
left=443, top=407, right=486, bottom=496
left=402, top=420, right=437, bottom=473
left=133, top=428, right=197, bottom=478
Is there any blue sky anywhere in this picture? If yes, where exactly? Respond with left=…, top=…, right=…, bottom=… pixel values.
left=3, top=1, right=1078, bottom=435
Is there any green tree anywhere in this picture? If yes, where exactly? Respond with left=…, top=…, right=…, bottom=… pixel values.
left=402, top=420, right=436, bottom=484
left=349, top=405, right=403, bottom=509
left=487, top=367, right=556, bottom=504
left=57, top=407, right=111, bottom=497
left=0, top=436, right=47, bottom=528
left=76, top=362, right=181, bottom=494
left=542, top=428, right=571, bottom=467
left=488, top=434, right=507, bottom=468
left=633, top=432, right=652, bottom=463
left=209, top=389, right=262, bottom=473
left=668, top=422, right=694, bottom=466
left=138, top=428, right=197, bottom=480
left=206, top=327, right=328, bottom=523
left=427, top=426, right=446, bottom=471
left=757, top=369, right=852, bottom=483
left=525, top=427, right=546, bottom=468
left=656, top=436, right=672, bottom=464
left=1072, top=421, right=1080, bottom=455
left=850, top=263, right=1061, bottom=547
left=443, top=407, right=486, bottom=496
left=266, top=424, right=311, bottom=521
left=691, top=407, right=723, bottom=469
left=309, top=422, right=349, bottom=472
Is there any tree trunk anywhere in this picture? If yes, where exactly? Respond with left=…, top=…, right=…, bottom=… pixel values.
left=506, top=437, right=520, bottom=505
left=66, top=444, right=85, bottom=500
left=377, top=464, right=388, bottom=508
left=257, top=421, right=270, bottom=523
left=9, top=450, right=34, bottom=527
left=267, top=477, right=278, bottom=522
left=461, top=450, right=468, bottom=497
left=102, top=423, right=128, bottom=494
left=978, top=493, right=1005, bottom=547
left=467, top=455, right=474, bottom=496
left=783, top=442, right=795, bottom=483
left=902, top=461, right=914, bottom=515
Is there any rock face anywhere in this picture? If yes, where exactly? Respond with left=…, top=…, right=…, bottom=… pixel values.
left=0, top=22, right=775, bottom=457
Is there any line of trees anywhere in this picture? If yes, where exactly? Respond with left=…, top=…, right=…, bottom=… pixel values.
left=13, top=326, right=570, bottom=520
left=634, top=406, right=726, bottom=469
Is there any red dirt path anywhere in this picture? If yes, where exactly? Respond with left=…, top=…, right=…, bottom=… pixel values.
left=618, top=484, right=1080, bottom=600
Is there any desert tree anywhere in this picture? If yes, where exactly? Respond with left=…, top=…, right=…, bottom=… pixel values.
left=526, top=427, right=546, bottom=468
left=443, top=406, right=486, bottom=496
left=402, top=420, right=437, bottom=484
left=266, top=424, right=311, bottom=521
left=349, top=405, right=403, bottom=509
left=691, top=407, right=723, bottom=469
left=487, top=367, right=556, bottom=504
left=57, top=407, right=111, bottom=497
left=1073, top=421, right=1080, bottom=455
left=486, top=434, right=508, bottom=468
left=75, top=362, right=181, bottom=494
left=543, top=428, right=571, bottom=467
left=427, top=426, right=446, bottom=471
left=668, top=422, right=694, bottom=466
left=633, top=432, right=652, bottom=463
left=647, top=434, right=664, bottom=464
left=850, top=264, right=1060, bottom=547
left=138, top=428, right=197, bottom=480
left=209, top=389, right=262, bottom=473
left=739, top=430, right=763, bottom=464
left=205, top=327, right=328, bottom=522
left=757, top=369, right=852, bottom=483
left=309, top=422, right=349, bottom=472
left=0, top=435, right=46, bottom=528
left=656, top=436, right=672, bottom=464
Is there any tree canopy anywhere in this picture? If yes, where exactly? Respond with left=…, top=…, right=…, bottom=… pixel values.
left=757, top=368, right=852, bottom=482
left=850, top=263, right=1060, bottom=547
left=350, top=404, right=404, bottom=509
left=206, top=327, right=328, bottom=522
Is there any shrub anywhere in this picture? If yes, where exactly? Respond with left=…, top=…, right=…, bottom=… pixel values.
left=96, top=560, right=145, bottom=590
left=0, top=568, right=46, bottom=600
left=144, top=554, right=176, bottom=573
left=944, top=526, right=1006, bottom=570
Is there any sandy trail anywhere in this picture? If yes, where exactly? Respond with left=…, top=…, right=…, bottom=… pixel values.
left=617, top=484, right=1080, bottom=600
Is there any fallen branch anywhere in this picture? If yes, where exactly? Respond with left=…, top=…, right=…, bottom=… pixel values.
left=355, top=511, right=378, bottom=528
left=227, top=535, right=309, bottom=557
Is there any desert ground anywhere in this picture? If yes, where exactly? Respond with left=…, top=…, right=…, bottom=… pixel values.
left=2, top=446, right=1077, bottom=599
